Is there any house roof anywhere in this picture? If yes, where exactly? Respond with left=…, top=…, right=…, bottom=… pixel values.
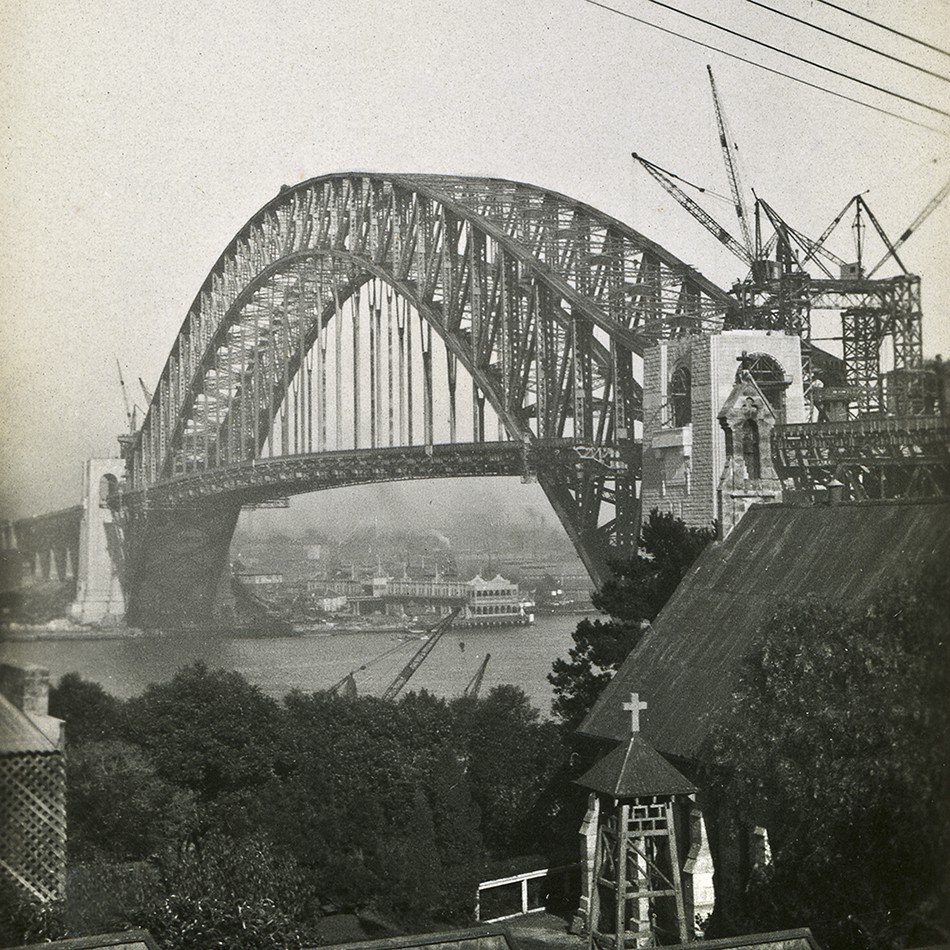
left=578, top=499, right=950, bottom=760
left=13, top=932, right=159, bottom=950
left=575, top=732, right=697, bottom=798
left=0, top=692, right=58, bottom=755
left=319, top=925, right=518, bottom=950
left=657, top=929, right=825, bottom=950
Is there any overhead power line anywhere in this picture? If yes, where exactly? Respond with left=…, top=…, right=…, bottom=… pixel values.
left=580, top=0, right=950, bottom=135
left=814, top=0, right=950, bottom=60
left=634, top=0, right=950, bottom=118
left=742, top=0, right=950, bottom=83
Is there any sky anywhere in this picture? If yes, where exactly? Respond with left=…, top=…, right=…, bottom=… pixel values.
left=0, top=0, right=947, bottom=522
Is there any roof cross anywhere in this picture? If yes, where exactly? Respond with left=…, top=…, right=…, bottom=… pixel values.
left=623, top=692, right=648, bottom=734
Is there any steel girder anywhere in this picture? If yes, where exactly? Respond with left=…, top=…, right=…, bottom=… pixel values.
left=126, top=174, right=733, bottom=585
left=735, top=273, right=924, bottom=414
left=129, top=441, right=584, bottom=509
left=773, top=416, right=950, bottom=500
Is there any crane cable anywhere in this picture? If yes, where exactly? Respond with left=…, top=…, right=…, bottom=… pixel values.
left=581, top=0, right=950, bottom=135
left=328, top=636, right=417, bottom=692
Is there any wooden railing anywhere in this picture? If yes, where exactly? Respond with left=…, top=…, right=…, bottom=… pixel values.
left=475, top=864, right=578, bottom=923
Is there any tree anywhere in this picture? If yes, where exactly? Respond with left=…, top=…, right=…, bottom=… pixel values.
left=704, top=565, right=950, bottom=950
left=143, top=832, right=322, bottom=950
left=49, top=672, right=125, bottom=744
left=397, top=789, right=445, bottom=921
left=123, top=663, right=284, bottom=830
left=450, top=686, right=564, bottom=856
left=549, top=510, right=714, bottom=730
left=66, top=739, right=197, bottom=861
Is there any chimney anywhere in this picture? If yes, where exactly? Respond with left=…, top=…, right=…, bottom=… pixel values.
left=0, top=663, right=50, bottom=716
left=827, top=479, right=844, bottom=506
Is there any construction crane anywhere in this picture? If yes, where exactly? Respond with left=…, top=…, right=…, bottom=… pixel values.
left=462, top=653, right=491, bottom=700
left=867, top=177, right=950, bottom=277
left=326, top=636, right=411, bottom=697
left=381, top=608, right=461, bottom=701
left=756, top=197, right=848, bottom=275
left=633, top=152, right=753, bottom=267
left=116, top=360, right=134, bottom=433
left=707, top=65, right=754, bottom=259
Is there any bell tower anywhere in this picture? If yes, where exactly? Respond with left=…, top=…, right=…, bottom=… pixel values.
left=576, top=693, right=697, bottom=949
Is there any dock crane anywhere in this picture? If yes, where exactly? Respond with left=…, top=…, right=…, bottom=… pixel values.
left=381, top=608, right=461, bottom=701
left=327, top=608, right=462, bottom=700
left=462, top=653, right=491, bottom=700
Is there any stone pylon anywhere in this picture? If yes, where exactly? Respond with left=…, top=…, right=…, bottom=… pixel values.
left=70, top=459, right=127, bottom=624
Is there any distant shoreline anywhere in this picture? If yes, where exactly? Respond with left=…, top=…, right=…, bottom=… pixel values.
left=1, top=624, right=134, bottom=642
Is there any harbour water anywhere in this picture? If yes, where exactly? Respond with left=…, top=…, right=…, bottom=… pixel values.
left=0, top=612, right=589, bottom=716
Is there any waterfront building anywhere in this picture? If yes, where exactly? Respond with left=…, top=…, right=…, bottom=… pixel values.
left=461, top=574, right=531, bottom=627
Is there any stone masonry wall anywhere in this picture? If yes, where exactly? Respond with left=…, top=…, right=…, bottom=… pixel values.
left=641, top=331, right=803, bottom=532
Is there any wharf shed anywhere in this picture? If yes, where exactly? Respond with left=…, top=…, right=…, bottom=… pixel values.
left=578, top=497, right=950, bottom=762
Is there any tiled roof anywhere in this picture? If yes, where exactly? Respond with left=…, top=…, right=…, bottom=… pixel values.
left=575, top=733, right=697, bottom=798
left=578, top=499, right=950, bottom=760
left=0, top=692, right=58, bottom=755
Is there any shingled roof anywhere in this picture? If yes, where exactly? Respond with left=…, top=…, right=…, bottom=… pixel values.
left=575, top=732, right=698, bottom=798
left=578, top=499, right=950, bottom=761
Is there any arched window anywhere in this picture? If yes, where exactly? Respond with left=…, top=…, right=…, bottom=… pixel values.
left=741, top=420, right=761, bottom=479
left=98, top=473, right=118, bottom=509
left=670, top=364, right=692, bottom=427
left=737, top=354, right=788, bottom=423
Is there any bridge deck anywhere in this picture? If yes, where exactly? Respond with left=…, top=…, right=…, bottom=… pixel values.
left=123, top=440, right=583, bottom=509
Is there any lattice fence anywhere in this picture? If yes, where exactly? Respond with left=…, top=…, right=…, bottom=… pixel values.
left=0, top=751, right=66, bottom=903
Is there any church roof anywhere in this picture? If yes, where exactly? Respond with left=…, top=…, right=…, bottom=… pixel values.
left=575, top=732, right=697, bottom=798
left=578, top=499, right=950, bottom=760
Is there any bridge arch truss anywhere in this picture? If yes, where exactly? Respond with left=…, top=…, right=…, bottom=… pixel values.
left=125, top=174, right=734, bottom=618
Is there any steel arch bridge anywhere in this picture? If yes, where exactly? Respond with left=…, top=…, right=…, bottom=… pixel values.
left=120, top=173, right=736, bottom=627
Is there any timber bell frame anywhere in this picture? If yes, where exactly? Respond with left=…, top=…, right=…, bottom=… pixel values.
left=591, top=798, right=690, bottom=949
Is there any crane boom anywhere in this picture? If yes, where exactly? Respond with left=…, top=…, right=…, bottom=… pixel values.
left=463, top=653, right=491, bottom=699
left=116, top=360, right=134, bottom=433
left=633, top=153, right=753, bottom=266
left=867, top=177, right=950, bottom=277
left=381, top=608, right=461, bottom=701
left=707, top=66, right=754, bottom=258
